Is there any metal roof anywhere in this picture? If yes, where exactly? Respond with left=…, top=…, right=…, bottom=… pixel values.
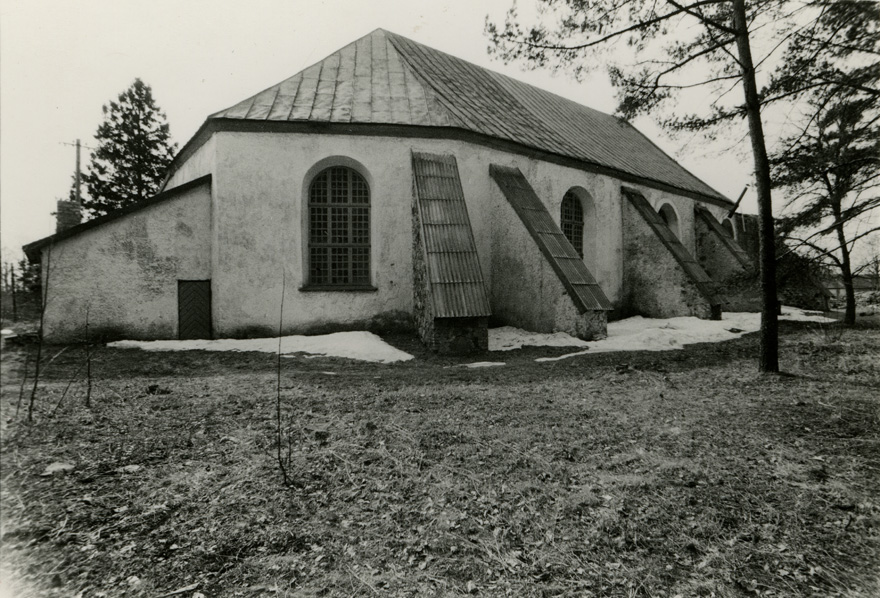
left=489, top=164, right=613, bottom=313
left=621, top=187, right=722, bottom=308
left=412, top=152, right=491, bottom=318
left=211, top=29, right=728, bottom=204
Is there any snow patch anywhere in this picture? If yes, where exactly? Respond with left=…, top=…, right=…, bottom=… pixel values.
left=108, top=331, right=414, bottom=364
left=536, top=350, right=590, bottom=363
left=494, top=306, right=836, bottom=360
left=448, top=361, right=507, bottom=369
left=779, top=307, right=837, bottom=323
left=489, top=326, right=589, bottom=351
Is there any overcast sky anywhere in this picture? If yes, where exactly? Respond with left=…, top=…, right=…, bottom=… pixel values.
left=0, top=0, right=761, bottom=260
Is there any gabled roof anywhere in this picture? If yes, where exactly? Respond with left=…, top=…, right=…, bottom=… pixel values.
left=208, top=28, right=728, bottom=204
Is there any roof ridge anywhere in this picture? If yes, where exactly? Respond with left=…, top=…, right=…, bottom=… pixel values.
left=212, top=29, right=386, bottom=119
left=386, top=32, right=565, bottom=149
left=382, top=30, right=726, bottom=202
left=383, top=30, right=617, bottom=123
left=385, top=33, right=482, bottom=131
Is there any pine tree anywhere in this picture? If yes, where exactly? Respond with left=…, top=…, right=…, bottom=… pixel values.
left=82, top=79, right=177, bottom=218
left=768, top=1, right=878, bottom=326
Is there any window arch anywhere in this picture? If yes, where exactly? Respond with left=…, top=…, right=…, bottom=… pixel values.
left=307, top=166, right=370, bottom=287
left=658, top=203, right=680, bottom=239
left=561, top=191, right=585, bottom=258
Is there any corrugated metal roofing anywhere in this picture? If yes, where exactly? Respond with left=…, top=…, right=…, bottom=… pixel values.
left=214, top=31, right=464, bottom=128
left=489, top=164, right=613, bottom=312
left=412, top=152, right=491, bottom=318
left=621, top=187, right=722, bottom=307
left=694, top=206, right=755, bottom=271
left=211, top=29, right=727, bottom=203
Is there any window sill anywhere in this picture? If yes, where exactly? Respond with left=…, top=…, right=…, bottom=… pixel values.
left=299, top=285, right=378, bottom=293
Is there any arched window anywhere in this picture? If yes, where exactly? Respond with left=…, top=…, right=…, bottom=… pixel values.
left=658, top=203, right=680, bottom=239
left=308, top=166, right=370, bottom=287
left=561, top=191, right=585, bottom=258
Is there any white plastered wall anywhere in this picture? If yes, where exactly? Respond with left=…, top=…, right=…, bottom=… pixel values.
left=41, top=184, right=212, bottom=341
left=156, top=130, right=730, bottom=335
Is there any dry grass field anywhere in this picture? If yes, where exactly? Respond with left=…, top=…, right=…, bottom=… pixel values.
left=1, top=321, right=878, bottom=597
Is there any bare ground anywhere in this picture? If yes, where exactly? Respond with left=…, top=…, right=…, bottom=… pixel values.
left=1, top=321, right=878, bottom=597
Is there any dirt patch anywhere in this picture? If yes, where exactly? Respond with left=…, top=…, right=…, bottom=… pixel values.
left=1, top=321, right=878, bottom=597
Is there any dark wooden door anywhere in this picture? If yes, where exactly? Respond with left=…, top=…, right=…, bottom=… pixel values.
left=178, top=280, right=212, bottom=340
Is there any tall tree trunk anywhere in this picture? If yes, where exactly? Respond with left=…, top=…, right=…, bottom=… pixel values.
left=833, top=211, right=856, bottom=325
left=732, top=0, right=779, bottom=373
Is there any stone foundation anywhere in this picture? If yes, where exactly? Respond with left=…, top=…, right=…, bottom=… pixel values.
left=429, top=317, right=489, bottom=354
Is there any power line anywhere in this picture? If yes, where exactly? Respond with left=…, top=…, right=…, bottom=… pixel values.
left=60, top=140, right=95, bottom=150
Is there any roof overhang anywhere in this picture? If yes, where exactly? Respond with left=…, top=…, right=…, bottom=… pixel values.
left=165, top=118, right=733, bottom=208
left=23, top=174, right=212, bottom=263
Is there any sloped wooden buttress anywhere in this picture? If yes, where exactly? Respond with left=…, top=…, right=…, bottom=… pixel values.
left=621, top=187, right=723, bottom=319
left=694, top=205, right=754, bottom=271
left=411, top=152, right=490, bottom=354
left=488, top=164, right=612, bottom=314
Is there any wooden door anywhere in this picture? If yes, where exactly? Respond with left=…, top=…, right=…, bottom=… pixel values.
left=178, top=280, right=212, bottom=340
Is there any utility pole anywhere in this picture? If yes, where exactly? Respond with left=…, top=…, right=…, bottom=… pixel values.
left=75, top=138, right=82, bottom=206
left=58, top=139, right=85, bottom=231
left=60, top=139, right=83, bottom=207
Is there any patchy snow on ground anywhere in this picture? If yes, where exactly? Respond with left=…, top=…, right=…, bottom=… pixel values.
left=778, top=306, right=839, bottom=323
left=1, top=329, right=14, bottom=336
left=109, top=331, right=414, bottom=364
left=106, top=307, right=834, bottom=364
left=490, top=327, right=590, bottom=351
left=494, top=306, right=836, bottom=362
left=448, top=361, right=507, bottom=369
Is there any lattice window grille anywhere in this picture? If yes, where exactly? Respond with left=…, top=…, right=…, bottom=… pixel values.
left=308, top=167, right=371, bottom=286
left=561, top=191, right=585, bottom=258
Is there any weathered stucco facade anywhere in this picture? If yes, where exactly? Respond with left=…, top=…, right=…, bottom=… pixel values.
left=36, top=180, right=212, bottom=340
left=25, top=28, right=759, bottom=348
left=33, top=131, right=737, bottom=342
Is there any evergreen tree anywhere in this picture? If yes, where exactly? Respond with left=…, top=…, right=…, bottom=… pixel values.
left=82, top=79, right=177, bottom=218
left=772, top=94, right=879, bottom=324
left=768, top=1, right=878, bottom=325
